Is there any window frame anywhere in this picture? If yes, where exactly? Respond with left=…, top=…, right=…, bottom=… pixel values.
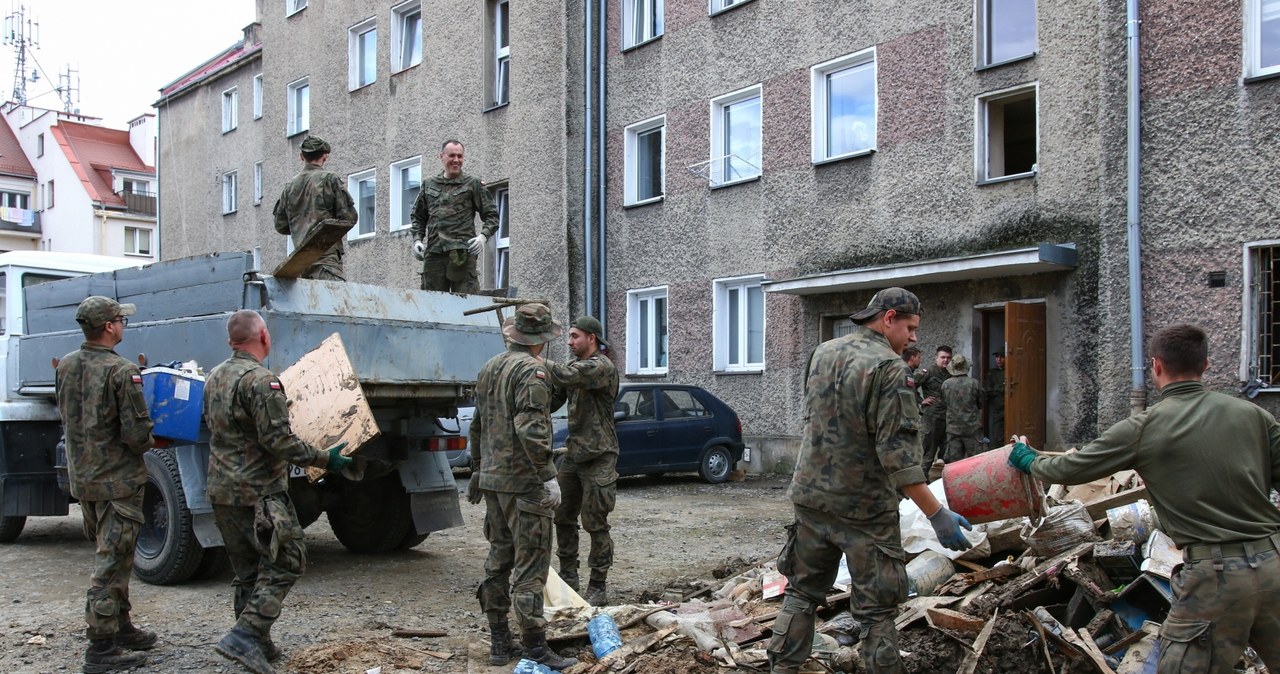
left=1246, top=0, right=1280, bottom=79
left=36, top=132, right=43, bottom=157
left=389, top=156, right=422, bottom=231
left=622, top=0, right=664, bottom=50
left=348, top=18, right=378, bottom=91
left=1242, top=240, right=1280, bottom=387
left=347, top=168, right=377, bottom=240
left=489, top=0, right=511, bottom=108
left=287, top=0, right=307, bottom=17
left=709, top=84, right=763, bottom=188
left=810, top=47, right=877, bottom=164
left=286, top=76, right=310, bottom=136
left=709, top=0, right=756, bottom=16
left=392, top=0, right=423, bottom=73
left=123, top=226, right=153, bottom=257
left=626, top=285, right=669, bottom=375
left=713, top=274, right=766, bottom=372
left=221, top=87, right=238, bottom=133
left=252, top=74, right=263, bottom=119
left=253, top=161, right=264, bottom=205
left=624, top=115, right=666, bottom=207
left=489, top=184, right=510, bottom=289
left=976, top=0, right=1037, bottom=69
left=221, top=171, right=238, bottom=215
left=47, top=179, right=54, bottom=209
left=975, top=82, right=1039, bottom=185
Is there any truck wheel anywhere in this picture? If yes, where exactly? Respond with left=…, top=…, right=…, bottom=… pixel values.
left=698, top=445, right=733, bottom=484
left=397, top=530, right=430, bottom=550
left=329, top=473, right=413, bottom=554
left=135, top=449, right=204, bottom=585
left=0, top=515, right=26, bottom=543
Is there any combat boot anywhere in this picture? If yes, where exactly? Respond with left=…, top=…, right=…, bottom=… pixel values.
left=559, top=566, right=580, bottom=592
left=83, top=639, right=147, bottom=673
left=487, top=619, right=523, bottom=665
left=114, top=616, right=157, bottom=651
left=524, top=630, right=579, bottom=671
left=214, top=626, right=276, bottom=674
left=259, top=636, right=283, bottom=662
left=585, top=581, right=609, bottom=607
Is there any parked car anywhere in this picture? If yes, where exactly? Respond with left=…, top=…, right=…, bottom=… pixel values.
left=552, top=383, right=745, bottom=484
left=442, top=406, right=474, bottom=469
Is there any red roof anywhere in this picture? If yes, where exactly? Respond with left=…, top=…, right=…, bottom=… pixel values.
left=159, top=40, right=262, bottom=99
left=51, top=121, right=154, bottom=208
left=0, top=115, right=34, bottom=179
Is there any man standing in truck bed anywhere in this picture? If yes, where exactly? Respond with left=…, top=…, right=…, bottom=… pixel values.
left=410, top=139, right=499, bottom=293
left=56, top=296, right=159, bottom=673
left=272, top=135, right=358, bottom=281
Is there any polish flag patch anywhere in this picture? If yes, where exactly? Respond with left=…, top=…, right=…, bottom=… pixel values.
left=269, top=381, right=283, bottom=390
left=131, top=374, right=142, bottom=385
left=535, top=371, right=545, bottom=379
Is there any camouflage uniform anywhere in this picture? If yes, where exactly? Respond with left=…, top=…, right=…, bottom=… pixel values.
left=203, top=350, right=331, bottom=643
left=57, top=330, right=155, bottom=642
left=1028, top=381, right=1280, bottom=672
left=984, top=362, right=1004, bottom=440
left=915, top=364, right=952, bottom=468
left=546, top=350, right=620, bottom=590
left=272, top=138, right=358, bottom=281
left=410, top=172, right=498, bottom=293
left=771, top=316, right=926, bottom=674
left=941, top=369, right=983, bottom=462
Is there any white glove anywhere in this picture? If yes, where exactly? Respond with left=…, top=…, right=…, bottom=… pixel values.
left=412, top=239, right=426, bottom=261
left=541, top=478, right=562, bottom=509
left=467, top=233, right=487, bottom=256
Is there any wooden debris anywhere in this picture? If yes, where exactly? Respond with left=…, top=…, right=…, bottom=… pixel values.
left=1083, top=487, right=1149, bottom=520
left=993, top=543, right=1095, bottom=609
left=390, top=628, right=447, bottom=639
left=272, top=218, right=353, bottom=279
left=926, top=607, right=987, bottom=633
left=586, top=624, right=679, bottom=673
left=956, top=610, right=998, bottom=674
left=1021, top=610, right=1057, bottom=674
left=895, top=596, right=960, bottom=630
left=1073, top=628, right=1118, bottom=674
left=549, top=606, right=670, bottom=645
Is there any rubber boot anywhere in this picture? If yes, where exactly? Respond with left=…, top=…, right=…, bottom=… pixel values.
left=214, top=626, right=276, bottom=674
left=524, top=630, right=579, bottom=671
left=114, top=615, right=157, bottom=651
left=487, top=619, right=523, bottom=666
left=83, top=638, right=147, bottom=674
left=585, top=580, right=608, bottom=607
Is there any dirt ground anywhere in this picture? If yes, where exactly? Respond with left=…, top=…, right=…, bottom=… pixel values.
left=0, top=473, right=794, bottom=674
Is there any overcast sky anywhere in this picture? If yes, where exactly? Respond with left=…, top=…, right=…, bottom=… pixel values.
left=1, top=0, right=255, bottom=128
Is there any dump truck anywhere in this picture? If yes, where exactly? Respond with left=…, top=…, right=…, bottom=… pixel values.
left=0, top=250, right=504, bottom=584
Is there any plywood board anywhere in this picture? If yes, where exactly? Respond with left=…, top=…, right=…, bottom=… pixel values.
left=272, top=218, right=354, bottom=279
left=277, top=333, right=379, bottom=481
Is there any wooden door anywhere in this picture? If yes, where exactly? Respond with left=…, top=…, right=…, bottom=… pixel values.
left=1004, top=302, right=1046, bottom=449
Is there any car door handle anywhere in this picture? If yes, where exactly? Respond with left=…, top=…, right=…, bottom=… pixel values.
left=646, top=430, right=658, bottom=436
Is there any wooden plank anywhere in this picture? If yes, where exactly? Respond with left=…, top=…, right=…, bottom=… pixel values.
left=1074, top=628, right=1118, bottom=674
left=996, top=543, right=1096, bottom=608
left=1083, top=487, right=1149, bottom=520
left=927, top=607, right=987, bottom=633
left=956, top=610, right=998, bottom=674
left=1021, top=610, right=1057, bottom=674
left=391, top=628, right=447, bottom=638
left=272, top=218, right=353, bottom=279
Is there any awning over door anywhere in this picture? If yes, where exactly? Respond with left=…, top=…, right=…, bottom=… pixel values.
left=763, top=243, right=1077, bottom=295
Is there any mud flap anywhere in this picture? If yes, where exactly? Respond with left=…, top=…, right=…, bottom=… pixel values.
left=409, top=489, right=464, bottom=534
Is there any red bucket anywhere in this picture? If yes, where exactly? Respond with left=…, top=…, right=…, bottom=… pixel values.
left=942, top=444, right=1045, bottom=524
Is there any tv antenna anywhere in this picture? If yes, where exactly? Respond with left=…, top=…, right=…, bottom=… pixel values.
left=3, top=4, right=39, bottom=104
left=56, top=65, right=78, bottom=113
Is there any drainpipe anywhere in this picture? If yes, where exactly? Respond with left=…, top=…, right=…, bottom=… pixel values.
left=1126, top=0, right=1146, bottom=414
left=583, top=0, right=594, bottom=317
left=596, top=0, right=608, bottom=333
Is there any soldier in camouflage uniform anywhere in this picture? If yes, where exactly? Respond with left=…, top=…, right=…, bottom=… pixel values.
left=56, top=296, right=159, bottom=673
left=1009, top=324, right=1280, bottom=673
left=985, top=351, right=1005, bottom=441
left=769, top=288, right=973, bottom=674
left=545, top=316, right=620, bottom=607
left=204, top=310, right=352, bottom=674
left=410, top=140, right=499, bottom=293
left=469, top=304, right=578, bottom=670
left=941, top=355, right=983, bottom=462
left=272, top=135, right=358, bottom=282
left=915, top=345, right=953, bottom=470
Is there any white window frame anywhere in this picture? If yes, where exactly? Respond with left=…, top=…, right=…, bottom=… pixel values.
left=1242, top=240, right=1280, bottom=387
left=710, top=0, right=754, bottom=16
left=221, top=87, right=238, bottom=133
left=390, top=156, right=422, bottom=231
left=252, top=74, right=263, bottom=119
left=347, top=169, right=377, bottom=240
left=624, top=115, right=665, bottom=206
left=286, top=77, right=310, bottom=136
left=709, top=84, right=763, bottom=188
left=222, top=171, right=238, bottom=215
left=1246, top=0, right=1280, bottom=78
left=622, top=0, right=664, bottom=49
left=810, top=48, right=877, bottom=164
left=491, top=0, right=510, bottom=107
left=977, top=0, right=1038, bottom=68
left=253, top=161, right=264, bottom=205
left=349, top=18, right=378, bottom=90
left=975, top=82, right=1038, bottom=184
left=36, top=133, right=43, bottom=157
left=490, top=185, right=510, bottom=288
left=626, top=286, right=669, bottom=375
left=713, top=274, right=766, bottom=372
left=124, top=226, right=152, bottom=257
left=287, top=0, right=307, bottom=16
left=392, top=1, right=423, bottom=72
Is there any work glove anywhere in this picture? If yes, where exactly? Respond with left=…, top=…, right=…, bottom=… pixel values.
left=928, top=506, right=973, bottom=552
left=541, top=478, right=562, bottom=509
left=467, top=233, right=487, bottom=257
left=325, top=442, right=351, bottom=472
left=412, top=239, right=426, bottom=261
left=1007, top=441, right=1038, bottom=475
left=466, top=479, right=485, bottom=505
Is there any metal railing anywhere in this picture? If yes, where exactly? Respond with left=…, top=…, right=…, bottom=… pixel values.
left=122, top=190, right=157, bottom=216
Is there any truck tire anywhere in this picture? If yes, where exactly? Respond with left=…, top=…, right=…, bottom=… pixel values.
left=0, top=515, right=26, bottom=543
left=135, top=449, right=205, bottom=585
left=329, top=473, right=413, bottom=554
left=397, top=530, right=430, bottom=551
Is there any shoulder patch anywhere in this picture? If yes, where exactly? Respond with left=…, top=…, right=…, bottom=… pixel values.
left=131, top=374, right=143, bottom=385
left=905, top=376, right=915, bottom=389
left=269, top=380, right=283, bottom=391
left=535, top=370, right=545, bottom=379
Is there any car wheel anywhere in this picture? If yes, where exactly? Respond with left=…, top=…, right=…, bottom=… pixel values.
left=698, top=445, right=733, bottom=484
left=0, top=515, right=26, bottom=543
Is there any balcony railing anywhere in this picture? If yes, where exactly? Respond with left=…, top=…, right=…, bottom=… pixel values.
left=122, top=190, right=157, bottom=216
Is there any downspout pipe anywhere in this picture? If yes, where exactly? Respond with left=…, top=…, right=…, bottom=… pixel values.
left=596, top=0, right=607, bottom=334
left=583, top=0, right=595, bottom=317
left=1126, top=0, right=1147, bottom=413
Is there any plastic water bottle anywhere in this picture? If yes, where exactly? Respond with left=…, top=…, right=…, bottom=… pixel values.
left=512, top=658, right=553, bottom=674
left=588, top=613, right=624, bottom=659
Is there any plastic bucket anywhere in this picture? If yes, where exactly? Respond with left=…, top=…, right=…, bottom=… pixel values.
left=1107, top=500, right=1156, bottom=544
left=942, top=444, right=1045, bottom=524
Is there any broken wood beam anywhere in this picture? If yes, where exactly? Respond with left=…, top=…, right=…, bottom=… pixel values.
left=391, top=628, right=447, bottom=639
left=957, top=610, right=998, bottom=674
left=926, top=607, right=987, bottom=633
left=995, top=543, right=1096, bottom=609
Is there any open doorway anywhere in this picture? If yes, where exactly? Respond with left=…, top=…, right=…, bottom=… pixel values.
left=980, top=301, right=1046, bottom=450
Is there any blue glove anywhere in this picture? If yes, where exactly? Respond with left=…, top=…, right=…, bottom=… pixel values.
left=928, top=506, right=973, bottom=551
left=1007, top=442, right=1037, bottom=475
left=325, top=442, right=351, bottom=472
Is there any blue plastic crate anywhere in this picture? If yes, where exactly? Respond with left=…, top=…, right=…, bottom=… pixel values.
left=141, top=367, right=205, bottom=443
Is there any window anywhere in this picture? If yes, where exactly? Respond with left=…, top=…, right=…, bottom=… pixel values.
left=222, top=172, right=237, bottom=214
left=661, top=390, right=708, bottom=418
left=488, top=0, right=510, bottom=107
left=124, top=227, right=152, bottom=256
left=253, top=74, right=263, bottom=119
left=390, top=157, right=421, bottom=231
left=349, top=19, right=377, bottom=90
left=46, top=180, right=53, bottom=208
left=392, top=1, right=423, bottom=72
left=347, top=169, right=376, bottom=239
left=1247, top=0, right=1280, bottom=78
left=287, top=77, right=310, bottom=135
left=287, top=0, right=306, bottom=16
left=624, top=116, right=665, bottom=205
left=714, top=275, right=765, bottom=371
left=976, top=83, right=1037, bottom=183
left=978, top=0, right=1036, bottom=67
left=617, top=388, right=657, bottom=421
left=1246, top=243, right=1280, bottom=386
left=627, top=287, right=668, bottom=374
left=0, top=191, right=29, bottom=209
left=811, top=49, right=877, bottom=162
left=490, top=185, right=510, bottom=288
left=622, top=0, right=663, bottom=49
left=710, top=0, right=753, bottom=14
left=36, top=133, right=44, bottom=157
left=122, top=178, right=149, bottom=194
left=253, top=161, right=264, bottom=205
left=709, top=86, right=762, bottom=187
left=221, top=87, right=238, bottom=132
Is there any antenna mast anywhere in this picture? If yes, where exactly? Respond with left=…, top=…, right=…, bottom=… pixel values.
left=56, top=65, right=78, bottom=113
left=3, top=4, right=39, bottom=104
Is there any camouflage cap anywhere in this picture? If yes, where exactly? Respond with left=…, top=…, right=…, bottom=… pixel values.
left=849, top=287, right=922, bottom=322
left=947, top=354, right=970, bottom=376
left=571, top=315, right=608, bottom=349
left=300, top=135, right=331, bottom=154
left=502, top=303, right=563, bottom=345
left=75, top=296, right=136, bottom=329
